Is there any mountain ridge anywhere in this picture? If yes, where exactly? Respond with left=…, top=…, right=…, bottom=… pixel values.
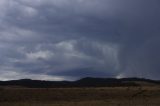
left=0, top=77, right=159, bottom=88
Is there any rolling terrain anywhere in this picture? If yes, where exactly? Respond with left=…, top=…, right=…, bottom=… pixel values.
left=0, top=77, right=159, bottom=88
left=0, top=77, right=159, bottom=106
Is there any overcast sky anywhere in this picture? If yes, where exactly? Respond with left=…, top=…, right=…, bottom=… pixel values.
left=0, top=0, right=160, bottom=81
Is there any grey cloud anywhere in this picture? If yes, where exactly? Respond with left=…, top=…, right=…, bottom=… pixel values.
left=0, top=0, right=160, bottom=80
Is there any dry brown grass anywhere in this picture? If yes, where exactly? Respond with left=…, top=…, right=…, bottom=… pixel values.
left=0, top=87, right=160, bottom=106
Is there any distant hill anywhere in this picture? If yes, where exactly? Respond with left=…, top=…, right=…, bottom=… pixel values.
left=0, top=77, right=159, bottom=88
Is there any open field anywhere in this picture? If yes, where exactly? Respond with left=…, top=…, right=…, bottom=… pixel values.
left=0, top=86, right=160, bottom=106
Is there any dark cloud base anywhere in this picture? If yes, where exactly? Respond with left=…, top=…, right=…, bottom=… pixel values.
left=0, top=0, right=160, bottom=80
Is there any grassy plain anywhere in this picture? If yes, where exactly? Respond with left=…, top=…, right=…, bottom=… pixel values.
left=0, top=86, right=160, bottom=106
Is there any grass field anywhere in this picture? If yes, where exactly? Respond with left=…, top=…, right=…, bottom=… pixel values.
left=0, top=86, right=160, bottom=106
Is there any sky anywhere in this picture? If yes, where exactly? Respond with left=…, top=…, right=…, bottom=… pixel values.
left=0, top=0, right=160, bottom=81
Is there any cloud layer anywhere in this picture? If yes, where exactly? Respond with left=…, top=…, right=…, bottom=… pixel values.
left=0, top=0, right=160, bottom=80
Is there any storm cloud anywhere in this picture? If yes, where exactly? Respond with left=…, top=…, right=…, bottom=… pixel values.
left=0, top=0, right=160, bottom=80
